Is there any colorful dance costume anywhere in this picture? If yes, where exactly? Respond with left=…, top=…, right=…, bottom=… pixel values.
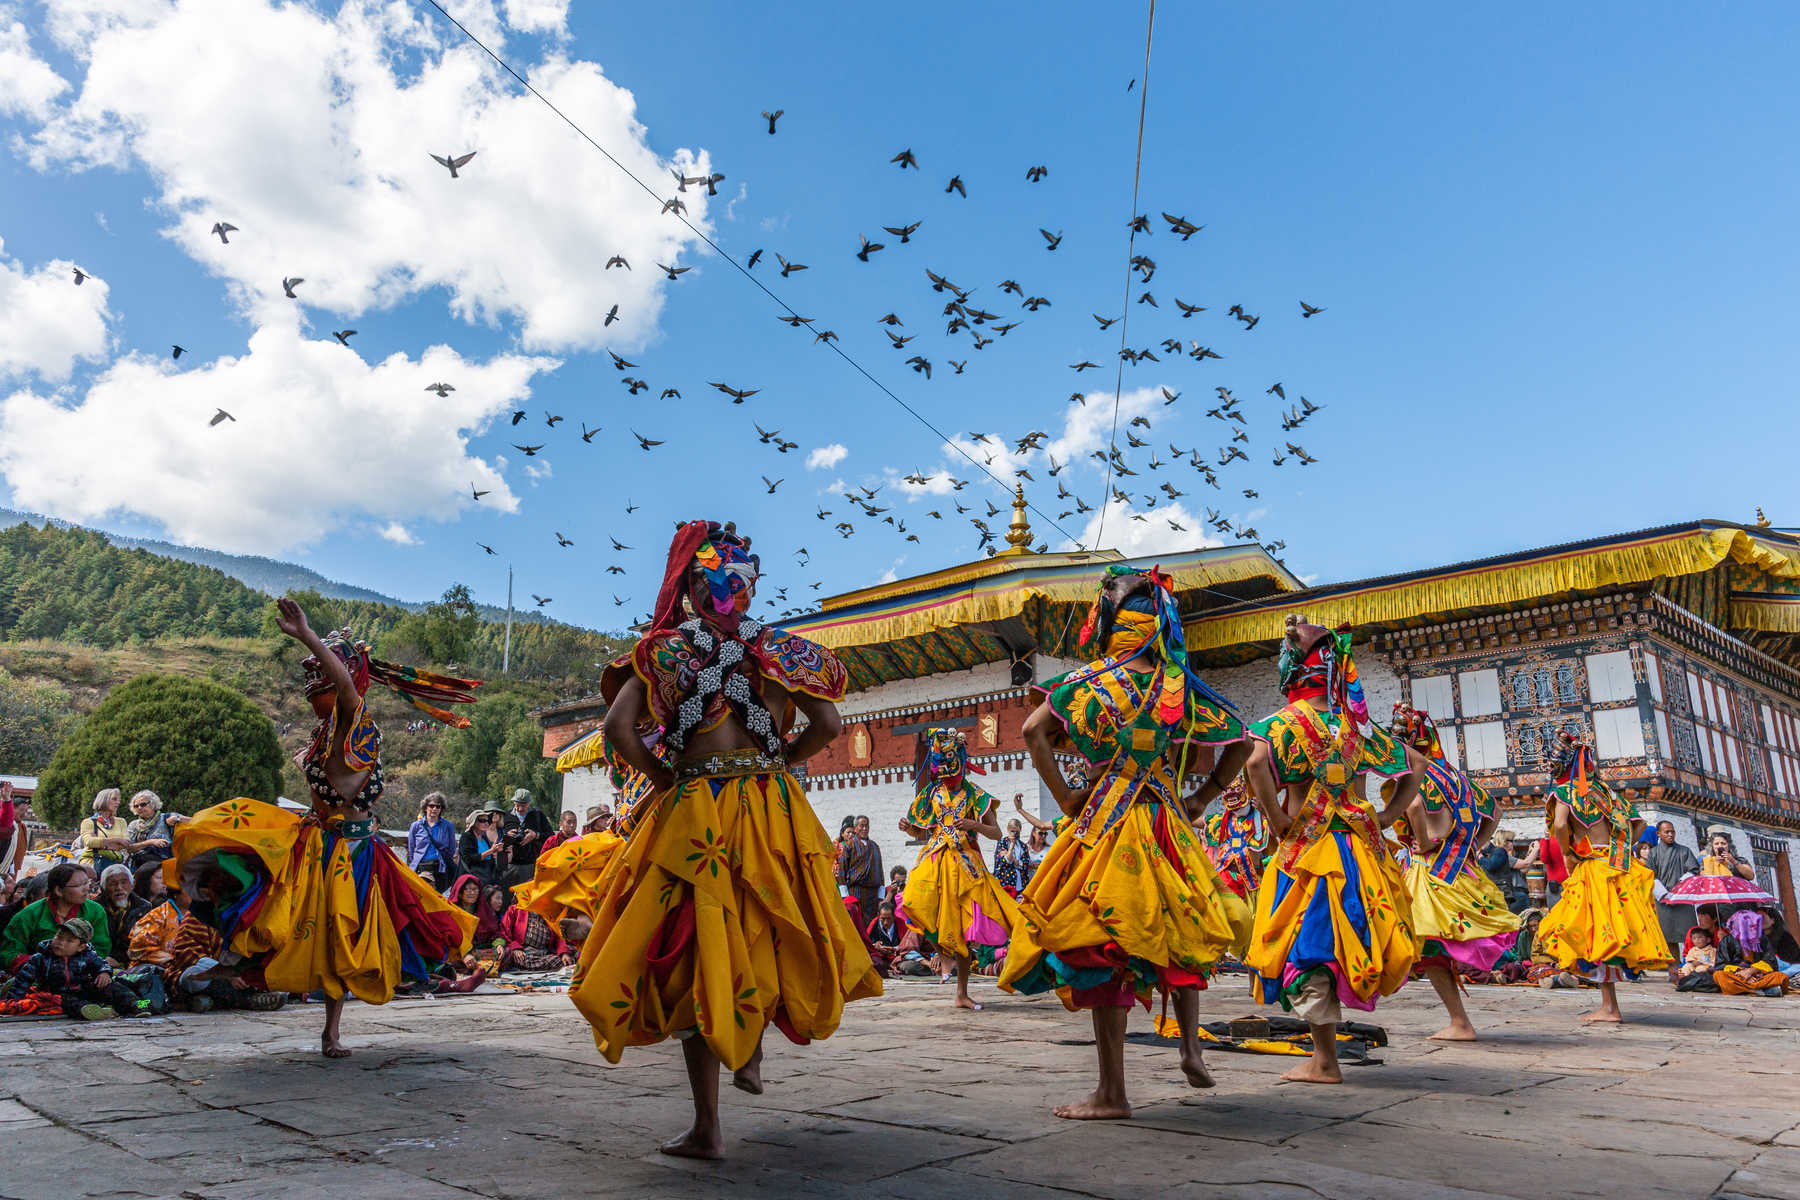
left=512, top=735, right=664, bottom=926
left=167, top=636, right=479, bottom=1002
left=569, top=522, right=881, bottom=1070
left=1388, top=704, right=1516, bottom=975
left=898, top=730, right=1022, bottom=958
left=1537, top=736, right=1672, bottom=980
left=1203, top=781, right=1269, bottom=903
left=1246, top=621, right=1417, bottom=1019
left=1000, top=567, right=1251, bottom=1010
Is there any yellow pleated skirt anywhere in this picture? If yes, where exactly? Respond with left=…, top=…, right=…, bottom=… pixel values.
left=512, top=833, right=623, bottom=924
left=167, top=798, right=476, bottom=1004
left=999, top=799, right=1250, bottom=1009
left=899, top=845, right=1021, bottom=959
left=1403, top=859, right=1518, bottom=972
left=1538, top=857, right=1673, bottom=975
left=1245, top=828, right=1416, bottom=1012
left=569, top=770, right=882, bottom=1069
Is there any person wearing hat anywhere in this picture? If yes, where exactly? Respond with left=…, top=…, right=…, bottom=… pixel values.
left=1, top=916, right=149, bottom=1020
left=500, top=788, right=553, bottom=885
left=582, top=805, right=615, bottom=836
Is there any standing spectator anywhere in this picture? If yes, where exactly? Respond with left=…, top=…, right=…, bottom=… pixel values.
left=1642, top=820, right=1702, bottom=949
left=501, top=789, right=553, bottom=884
left=499, top=904, right=574, bottom=972
left=1702, top=828, right=1756, bottom=880
left=541, top=810, right=582, bottom=853
left=992, top=818, right=1032, bottom=894
left=0, top=863, right=111, bottom=969
left=2, top=779, right=27, bottom=883
left=458, top=809, right=505, bottom=886
left=78, top=789, right=130, bottom=874
left=406, top=793, right=459, bottom=890
left=1, top=918, right=148, bottom=1020
left=94, top=864, right=147, bottom=964
left=866, top=900, right=904, bottom=976
left=1012, top=792, right=1069, bottom=845
left=582, top=805, right=614, bottom=836
left=839, top=814, right=884, bottom=918
left=122, top=791, right=184, bottom=873
left=1500, top=836, right=1535, bottom=913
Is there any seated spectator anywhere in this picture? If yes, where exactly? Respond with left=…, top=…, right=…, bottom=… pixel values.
left=1, top=917, right=149, bottom=1020
left=78, top=789, right=131, bottom=874
left=446, top=874, right=505, bottom=976
left=122, top=790, right=184, bottom=874
left=866, top=900, right=904, bottom=976
left=1680, top=927, right=1717, bottom=978
left=1, top=863, right=112, bottom=970
left=458, top=809, right=505, bottom=886
left=128, top=881, right=184, bottom=973
left=889, top=927, right=938, bottom=977
left=499, top=904, right=573, bottom=972
left=541, top=810, right=582, bottom=853
left=582, top=805, right=614, bottom=836
left=165, top=904, right=285, bottom=1012
left=95, top=864, right=149, bottom=964
left=1762, top=907, right=1800, bottom=972
left=0, top=872, right=45, bottom=941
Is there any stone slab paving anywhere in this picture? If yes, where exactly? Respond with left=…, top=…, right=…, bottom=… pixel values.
left=3, top=974, right=1796, bottom=1199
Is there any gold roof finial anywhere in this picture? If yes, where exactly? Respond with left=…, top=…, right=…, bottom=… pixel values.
left=1004, top=483, right=1034, bottom=553
left=1756, top=507, right=1772, bottom=528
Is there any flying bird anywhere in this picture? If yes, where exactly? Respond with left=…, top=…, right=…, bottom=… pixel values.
left=659, top=263, right=689, bottom=280
left=431, top=151, right=476, bottom=178
left=1300, top=300, right=1325, bottom=318
left=425, top=382, right=454, bottom=396
left=1162, top=212, right=1202, bottom=240
left=512, top=443, right=543, bottom=456
left=610, top=537, right=631, bottom=551
left=776, top=254, right=807, bottom=277
left=906, top=355, right=932, bottom=379
left=891, top=148, right=918, bottom=170
left=210, top=222, right=237, bottom=244
left=604, top=305, right=619, bottom=327
left=581, top=423, right=600, bottom=443
left=531, top=594, right=552, bottom=607
left=605, top=255, right=630, bottom=270
left=331, top=330, right=355, bottom=345
left=747, top=248, right=763, bottom=269
left=609, top=351, right=636, bottom=370
left=171, top=345, right=185, bottom=360
left=1026, top=165, right=1048, bottom=182
left=1174, top=298, right=1204, bottom=318
left=945, top=175, right=966, bottom=197
left=1040, top=228, right=1063, bottom=250
left=510, top=410, right=526, bottom=425
left=882, top=221, right=921, bottom=243
left=281, top=276, right=302, bottom=298
left=856, top=235, right=885, bottom=262
left=71, top=267, right=88, bottom=285
left=710, top=381, right=760, bottom=403
left=1093, top=314, right=1117, bottom=330
left=1267, top=382, right=1286, bottom=400
left=208, top=408, right=234, bottom=426
left=661, top=197, right=687, bottom=215
left=471, top=483, right=489, bottom=500
left=544, top=412, right=563, bottom=427
left=477, top=542, right=496, bottom=555
left=761, top=108, right=783, bottom=134
left=762, top=476, right=783, bottom=494
left=632, top=430, right=662, bottom=450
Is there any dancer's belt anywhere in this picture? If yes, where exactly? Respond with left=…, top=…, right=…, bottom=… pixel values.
left=672, top=748, right=788, bottom=782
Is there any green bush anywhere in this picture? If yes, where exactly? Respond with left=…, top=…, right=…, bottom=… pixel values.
left=36, top=673, right=284, bottom=827
left=0, top=666, right=77, bottom=774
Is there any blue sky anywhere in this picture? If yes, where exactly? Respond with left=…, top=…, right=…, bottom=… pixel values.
left=1, top=1, right=1795, bottom=633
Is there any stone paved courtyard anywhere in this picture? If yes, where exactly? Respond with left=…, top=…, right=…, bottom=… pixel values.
left=4, top=975, right=1798, bottom=1199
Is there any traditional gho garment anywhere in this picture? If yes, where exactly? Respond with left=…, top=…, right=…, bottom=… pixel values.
left=1245, top=617, right=1417, bottom=1018
left=165, top=632, right=480, bottom=1003
left=568, top=521, right=880, bottom=1070
left=512, top=733, right=667, bottom=925
left=898, top=729, right=1021, bottom=957
left=1536, top=734, right=1672, bottom=981
left=1387, top=702, right=1516, bottom=974
left=999, top=566, right=1251, bottom=1010
left=1203, top=780, right=1269, bottom=902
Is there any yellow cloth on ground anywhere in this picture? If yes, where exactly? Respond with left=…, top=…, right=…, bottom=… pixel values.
left=569, top=766, right=881, bottom=1069
left=998, top=798, right=1251, bottom=1006
left=512, top=833, right=621, bottom=924
left=1538, top=857, right=1673, bottom=973
left=1404, top=858, right=1515, bottom=947
left=167, top=798, right=475, bottom=1004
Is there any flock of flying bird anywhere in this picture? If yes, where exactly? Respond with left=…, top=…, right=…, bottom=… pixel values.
left=69, top=106, right=1334, bottom=628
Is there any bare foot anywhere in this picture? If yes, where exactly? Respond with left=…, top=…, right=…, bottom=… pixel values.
left=953, top=994, right=983, bottom=1011
left=659, top=1127, right=724, bottom=1160
left=320, top=1035, right=351, bottom=1060
left=1054, top=1092, right=1132, bottom=1120
left=732, top=1046, right=763, bottom=1095
left=1429, top=1022, right=1478, bottom=1042
left=1580, top=1009, right=1623, bottom=1023
left=1279, top=1060, right=1342, bottom=1084
left=1180, top=1049, right=1215, bottom=1089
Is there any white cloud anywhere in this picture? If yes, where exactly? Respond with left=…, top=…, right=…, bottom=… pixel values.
left=1069, top=497, right=1222, bottom=557
left=502, top=0, right=570, bottom=35
left=524, top=458, right=552, bottom=482
left=0, top=318, right=554, bottom=552
left=22, top=0, right=712, bottom=352
left=806, top=443, right=847, bottom=471
left=878, top=556, right=906, bottom=584
left=0, top=7, right=68, bottom=119
left=1045, top=385, right=1163, bottom=469
left=0, top=237, right=114, bottom=383
left=379, top=521, right=419, bottom=545
left=725, top=182, right=747, bottom=221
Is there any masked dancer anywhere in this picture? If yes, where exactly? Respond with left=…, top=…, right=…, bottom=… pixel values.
left=167, top=598, right=480, bottom=1058
left=1243, top=616, right=1425, bottom=1084
left=1202, top=779, right=1269, bottom=905
left=1000, top=565, right=1253, bottom=1119
left=898, top=729, right=1023, bottom=1010
left=1536, top=732, right=1671, bottom=1022
left=1386, top=701, right=1516, bottom=1040
left=570, top=521, right=881, bottom=1159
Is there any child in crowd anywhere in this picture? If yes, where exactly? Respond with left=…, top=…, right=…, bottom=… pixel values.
left=1, top=918, right=149, bottom=1020
left=1681, top=927, right=1717, bottom=979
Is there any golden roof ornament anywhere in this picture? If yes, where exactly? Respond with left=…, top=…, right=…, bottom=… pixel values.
left=1003, top=483, right=1034, bottom=553
left=1756, top=507, right=1772, bottom=528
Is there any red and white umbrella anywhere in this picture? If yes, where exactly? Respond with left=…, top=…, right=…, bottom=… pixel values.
left=1665, top=874, right=1779, bottom=906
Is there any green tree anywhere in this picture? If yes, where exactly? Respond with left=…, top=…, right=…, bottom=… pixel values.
left=383, top=583, right=480, bottom=667
left=491, top=716, right=563, bottom=817
left=433, top=692, right=530, bottom=800
left=36, top=674, right=284, bottom=828
left=0, top=666, right=77, bottom=774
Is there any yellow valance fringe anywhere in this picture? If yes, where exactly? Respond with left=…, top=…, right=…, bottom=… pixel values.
left=554, top=728, right=607, bottom=773
left=1188, top=527, right=1800, bottom=651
